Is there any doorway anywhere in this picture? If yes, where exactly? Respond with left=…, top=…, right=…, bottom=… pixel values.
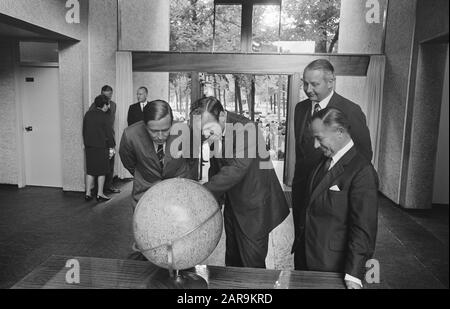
left=19, top=66, right=62, bottom=187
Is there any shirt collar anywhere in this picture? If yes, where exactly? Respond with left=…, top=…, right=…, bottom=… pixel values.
left=312, top=90, right=334, bottom=112
left=153, top=141, right=165, bottom=152
left=330, top=139, right=354, bottom=168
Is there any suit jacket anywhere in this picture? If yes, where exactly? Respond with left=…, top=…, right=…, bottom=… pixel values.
left=204, top=112, right=290, bottom=240
left=119, top=122, right=195, bottom=204
left=127, top=102, right=144, bottom=126
left=294, top=146, right=378, bottom=280
left=83, top=109, right=115, bottom=149
left=292, top=92, right=373, bottom=244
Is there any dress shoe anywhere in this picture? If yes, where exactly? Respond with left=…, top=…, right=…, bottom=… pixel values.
left=85, top=195, right=93, bottom=201
left=96, top=195, right=111, bottom=202
left=106, top=187, right=121, bottom=194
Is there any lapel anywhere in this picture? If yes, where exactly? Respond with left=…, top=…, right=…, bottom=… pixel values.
left=142, top=127, right=163, bottom=177
left=163, top=134, right=177, bottom=167
left=308, top=147, right=357, bottom=206
left=326, top=92, right=342, bottom=109
left=298, top=101, right=312, bottom=140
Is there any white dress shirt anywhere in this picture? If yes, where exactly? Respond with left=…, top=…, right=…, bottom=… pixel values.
left=328, top=139, right=354, bottom=171
left=327, top=139, right=362, bottom=287
left=140, top=101, right=148, bottom=111
left=311, top=90, right=334, bottom=115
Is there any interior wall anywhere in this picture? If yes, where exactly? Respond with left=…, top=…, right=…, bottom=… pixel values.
left=432, top=46, right=449, bottom=205
left=398, top=0, right=449, bottom=208
left=118, top=0, right=170, bottom=107
left=404, top=43, right=448, bottom=209
left=0, top=0, right=87, bottom=40
left=0, top=39, right=18, bottom=184
left=88, top=0, right=117, bottom=106
left=0, top=1, right=121, bottom=192
left=377, top=0, right=417, bottom=204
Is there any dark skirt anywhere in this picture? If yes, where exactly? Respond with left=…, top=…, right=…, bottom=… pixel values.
left=85, top=147, right=109, bottom=176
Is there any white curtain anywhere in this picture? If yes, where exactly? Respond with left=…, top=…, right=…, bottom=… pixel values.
left=364, top=55, right=386, bottom=171
left=115, top=51, right=133, bottom=179
left=285, top=73, right=301, bottom=187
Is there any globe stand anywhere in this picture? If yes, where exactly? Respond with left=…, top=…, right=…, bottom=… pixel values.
left=145, top=244, right=208, bottom=289
left=166, top=270, right=208, bottom=289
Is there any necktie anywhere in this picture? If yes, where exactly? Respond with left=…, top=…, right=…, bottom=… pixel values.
left=313, top=103, right=321, bottom=115
left=312, top=157, right=332, bottom=189
left=157, top=144, right=164, bottom=168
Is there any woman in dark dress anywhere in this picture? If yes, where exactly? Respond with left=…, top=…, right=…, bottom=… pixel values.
left=83, top=94, right=116, bottom=202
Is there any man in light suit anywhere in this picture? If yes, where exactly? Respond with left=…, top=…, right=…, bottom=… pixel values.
left=294, top=107, right=378, bottom=289
left=119, top=100, right=195, bottom=208
left=292, top=59, right=373, bottom=268
left=190, top=97, right=290, bottom=269
left=127, top=87, right=149, bottom=126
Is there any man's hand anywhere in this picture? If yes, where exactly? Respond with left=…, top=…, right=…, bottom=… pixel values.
left=202, top=122, right=222, bottom=144
left=345, top=280, right=362, bottom=289
left=109, top=148, right=115, bottom=159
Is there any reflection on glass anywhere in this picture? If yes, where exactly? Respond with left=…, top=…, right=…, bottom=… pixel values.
left=200, top=73, right=288, bottom=162
left=214, top=5, right=242, bottom=52
left=170, top=0, right=214, bottom=52
left=252, top=5, right=281, bottom=53
left=279, top=0, right=341, bottom=53
left=169, top=73, right=192, bottom=122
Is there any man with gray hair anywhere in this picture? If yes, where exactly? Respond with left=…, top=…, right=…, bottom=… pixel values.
left=291, top=59, right=373, bottom=270
left=295, top=107, right=378, bottom=289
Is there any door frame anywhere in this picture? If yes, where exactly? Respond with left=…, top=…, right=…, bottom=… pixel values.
left=14, top=40, right=61, bottom=188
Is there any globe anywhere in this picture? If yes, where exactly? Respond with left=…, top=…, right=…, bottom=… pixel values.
left=133, top=178, right=223, bottom=271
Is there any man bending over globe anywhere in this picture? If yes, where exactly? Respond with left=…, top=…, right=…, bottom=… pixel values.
left=190, top=96, right=290, bottom=269
left=119, top=100, right=196, bottom=210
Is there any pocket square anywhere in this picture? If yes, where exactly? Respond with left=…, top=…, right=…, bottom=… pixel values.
left=329, top=185, right=341, bottom=192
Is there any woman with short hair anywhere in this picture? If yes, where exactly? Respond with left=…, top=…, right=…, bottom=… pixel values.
left=82, top=94, right=116, bottom=202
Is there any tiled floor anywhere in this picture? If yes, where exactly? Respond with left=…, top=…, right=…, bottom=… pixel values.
left=0, top=182, right=447, bottom=289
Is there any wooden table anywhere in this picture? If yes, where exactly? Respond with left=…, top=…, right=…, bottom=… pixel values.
left=12, top=255, right=345, bottom=289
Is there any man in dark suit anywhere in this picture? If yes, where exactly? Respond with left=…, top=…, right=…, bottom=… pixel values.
left=294, top=107, right=378, bottom=289
left=127, top=87, right=149, bottom=126
left=190, top=97, right=290, bottom=269
left=119, top=100, right=195, bottom=208
left=292, top=59, right=373, bottom=267
left=89, top=85, right=120, bottom=194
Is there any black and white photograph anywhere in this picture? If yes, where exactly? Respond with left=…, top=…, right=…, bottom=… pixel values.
left=0, top=0, right=448, bottom=294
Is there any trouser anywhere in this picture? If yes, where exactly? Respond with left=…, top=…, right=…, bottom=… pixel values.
left=104, top=155, right=115, bottom=190
left=224, top=205, right=268, bottom=269
left=293, top=233, right=308, bottom=271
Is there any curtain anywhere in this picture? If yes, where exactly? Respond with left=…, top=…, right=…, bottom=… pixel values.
left=285, top=73, right=301, bottom=187
left=364, top=55, right=386, bottom=171
left=115, top=51, right=133, bottom=179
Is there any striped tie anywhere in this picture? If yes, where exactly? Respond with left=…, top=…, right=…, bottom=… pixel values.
left=157, top=144, right=164, bottom=168
left=313, top=103, right=321, bottom=115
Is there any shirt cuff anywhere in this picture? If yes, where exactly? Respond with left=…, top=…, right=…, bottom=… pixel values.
left=344, top=274, right=363, bottom=287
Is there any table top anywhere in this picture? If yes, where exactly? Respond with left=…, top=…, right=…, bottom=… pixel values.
left=12, top=255, right=345, bottom=289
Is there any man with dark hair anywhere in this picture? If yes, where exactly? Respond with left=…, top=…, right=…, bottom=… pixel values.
left=119, top=100, right=194, bottom=208
left=89, top=85, right=120, bottom=194
left=292, top=59, right=373, bottom=269
left=190, top=96, right=289, bottom=269
left=127, top=87, right=149, bottom=126
left=296, top=107, right=378, bottom=289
